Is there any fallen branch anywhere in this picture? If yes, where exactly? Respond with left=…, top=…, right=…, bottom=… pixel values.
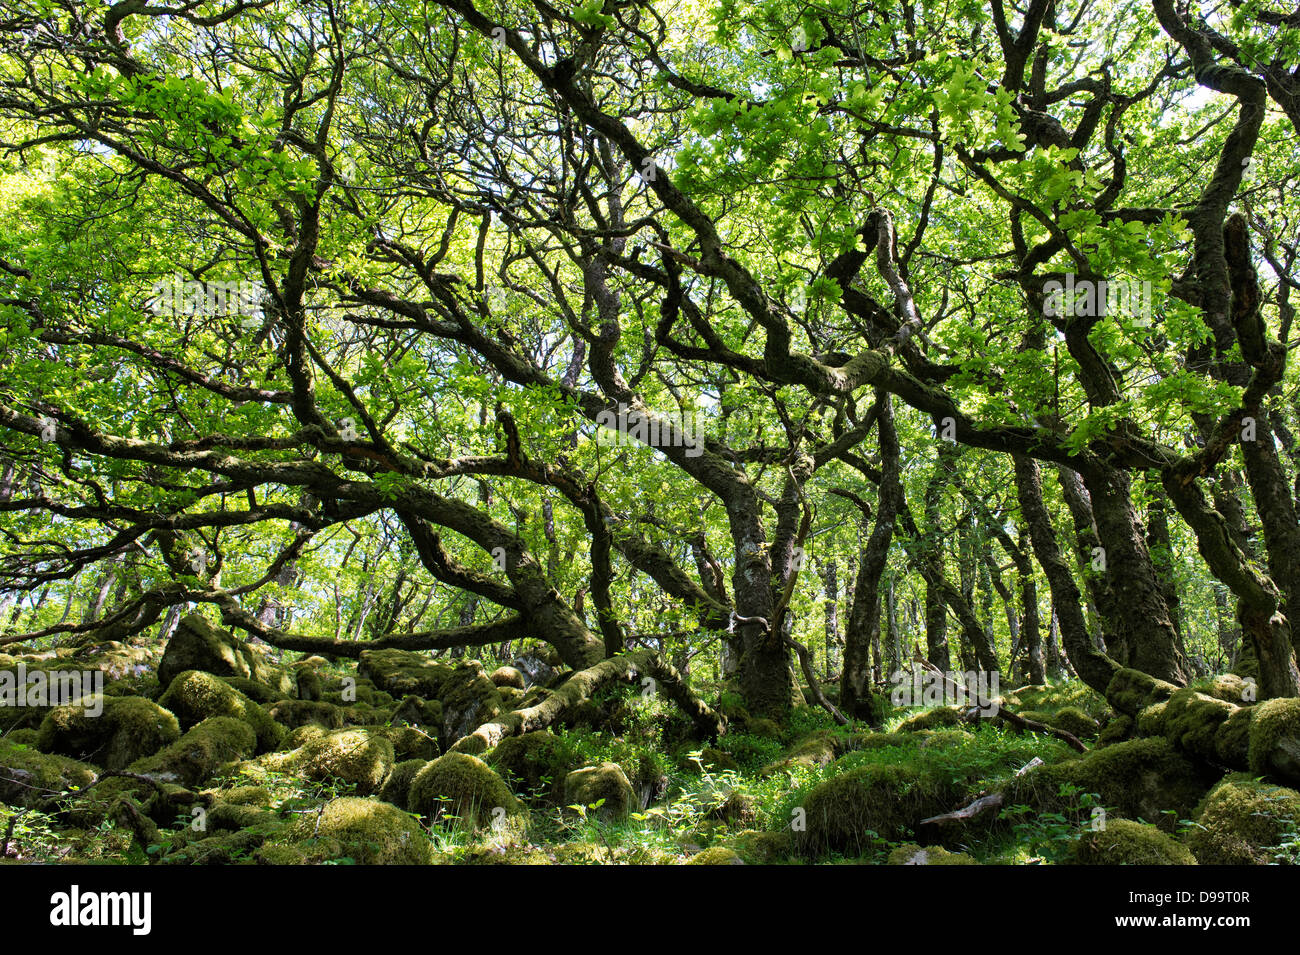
left=909, top=656, right=1088, bottom=753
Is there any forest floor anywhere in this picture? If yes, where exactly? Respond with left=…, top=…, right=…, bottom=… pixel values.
left=2, top=616, right=1297, bottom=865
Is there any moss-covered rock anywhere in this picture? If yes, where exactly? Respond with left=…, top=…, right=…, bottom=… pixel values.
left=408, top=752, right=522, bottom=828
left=887, top=843, right=979, bottom=865
left=800, top=763, right=957, bottom=855
left=1008, top=737, right=1212, bottom=831
left=438, top=661, right=503, bottom=746
left=1097, top=714, right=1134, bottom=748
left=159, top=828, right=269, bottom=865
left=563, top=762, right=635, bottom=820
left=127, top=716, right=258, bottom=788
left=1214, top=706, right=1253, bottom=767
left=761, top=732, right=839, bottom=776
left=1163, top=689, right=1236, bottom=761
left=745, top=717, right=784, bottom=740
left=379, top=758, right=426, bottom=810
left=1068, top=819, right=1197, bottom=865
left=267, top=698, right=345, bottom=730
left=896, top=707, right=964, bottom=732
left=686, top=846, right=743, bottom=865
left=0, top=738, right=97, bottom=808
left=727, top=829, right=792, bottom=864
left=1185, top=774, right=1300, bottom=865
left=295, top=728, right=395, bottom=795
left=1247, top=697, right=1300, bottom=783
left=708, top=791, right=758, bottom=828
left=489, top=666, right=526, bottom=690
left=364, top=724, right=438, bottom=762
left=1135, top=702, right=1169, bottom=737
left=1106, top=667, right=1177, bottom=717
left=37, top=696, right=180, bottom=770
left=158, top=614, right=292, bottom=695
left=294, top=664, right=325, bottom=703
left=357, top=649, right=453, bottom=698
left=157, top=670, right=284, bottom=753
left=221, top=676, right=290, bottom=704
left=1045, top=707, right=1101, bottom=738
left=487, top=731, right=578, bottom=799
left=391, top=694, right=442, bottom=730
left=272, top=797, right=433, bottom=865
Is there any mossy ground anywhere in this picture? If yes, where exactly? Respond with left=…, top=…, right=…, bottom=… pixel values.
left=4, top=633, right=1297, bottom=865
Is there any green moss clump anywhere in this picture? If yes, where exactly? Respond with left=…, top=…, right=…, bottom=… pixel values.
left=37, top=696, right=180, bottom=770
left=295, top=728, right=395, bottom=795
left=489, top=666, right=526, bottom=690
left=408, top=752, right=522, bottom=828
left=357, top=648, right=453, bottom=698
left=157, top=614, right=293, bottom=695
left=267, top=699, right=345, bottom=730
left=1247, top=697, right=1300, bottom=781
left=1135, top=702, right=1168, bottom=736
left=279, top=797, right=433, bottom=865
left=1214, top=706, right=1253, bottom=767
left=157, top=670, right=284, bottom=753
left=887, top=843, right=979, bottom=865
left=562, top=762, right=635, bottom=820
left=391, top=695, right=442, bottom=730
left=745, top=717, right=783, bottom=740
left=1097, top=715, right=1133, bottom=748
left=1204, top=674, right=1253, bottom=704
left=1045, top=707, right=1100, bottom=738
left=295, top=666, right=324, bottom=702
left=708, top=791, right=758, bottom=828
left=896, top=707, right=964, bottom=732
left=0, top=738, right=98, bottom=808
left=487, top=730, right=578, bottom=798
left=1186, top=774, right=1300, bottom=865
left=379, top=759, right=427, bottom=810
left=1068, top=819, right=1197, bottom=865
left=727, top=829, right=792, bottom=864
left=1163, top=689, right=1236, bottom=761
left=800, top=763, right=957, bottom=856
left=686, top=846, right=743, bottom=865
left=4, top=728, right=39, bottom=747
left=1105, top=667, right=1178, bottom=717
left=1010, top=737, right=1211, bottom=831
left=220, top=676, right=290, bottom=704
left=128, top=716, right=258, bottom=788
left=760, top=732, right=839, bottom=776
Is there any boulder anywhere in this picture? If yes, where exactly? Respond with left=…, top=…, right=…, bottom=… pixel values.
left=1067, top=819, right=1197, bottom=865
left=294, top=728, right=395, bottom=795
left=37, top=696, right=180, bottom=770
left=562, top=762, right=635, bottom=821
left=1186, top=774, right=1300, bottom=865
left=357, top=649, right=452, bottom=698
left=267, top=797, right=432, bottom=865
left=407, top=752, right=522, bottom=828
left=158, top=615, right=293, bottom=695
left=157, top=670, right=284, bottom=752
